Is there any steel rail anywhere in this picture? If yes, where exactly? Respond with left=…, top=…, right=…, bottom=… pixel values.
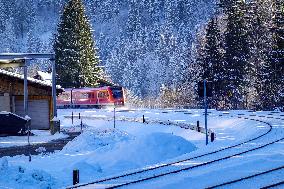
left=105, top=134, right=284, bottom=189
left=261, top=181, right=284, bottom=189
left=206, top=166, right=284, bottom=189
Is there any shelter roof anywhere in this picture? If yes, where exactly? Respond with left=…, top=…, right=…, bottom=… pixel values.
left=0, top=69, right=61, bottom=90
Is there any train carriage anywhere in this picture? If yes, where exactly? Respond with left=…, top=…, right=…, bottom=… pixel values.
left=57, top=86, right=124, bottom=108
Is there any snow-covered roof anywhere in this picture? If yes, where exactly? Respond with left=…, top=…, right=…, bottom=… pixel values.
left=0, top=111, right=30, bottom=120
left=35, top=71, right=52, bottom=85
left=0, top=69, right=61, bottom=89
left=37, top=71, right=52, bottom=81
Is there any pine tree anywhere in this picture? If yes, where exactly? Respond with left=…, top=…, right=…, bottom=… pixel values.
left=27, top=31, right=42, bottom=53
left=14, top=0, right=36, bottom=39
left=223, top=1, right=250, bottom=109
left=149, top=0, right=160, bottom=24
left=263, top=0, right=284, bottom=110
left=0, top=17, right=18, bottom=52
left=126, top=0, right=142, bottom=37
left=54, top=0, right=102, bottom=88
left=245, top=0, right=275, bottom=110
left=253, top=0, right=284, bottom=110
left=165, top=0, right=178, bottom=27
left=269, top=0, right=284, bottom=110
left=0, top=0, right=6, bottom=32
left=198, top=17, right=224, bottom=108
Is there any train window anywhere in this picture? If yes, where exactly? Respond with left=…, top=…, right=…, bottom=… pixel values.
left=60, top=93, right=70, bottom=100
left=98, top=91, right=109, bottom=98
left=80, top=93, right=89, bottom=99
left=88, top=93, right=94, bottom=98
left=112, top=90, right=123, bottom=99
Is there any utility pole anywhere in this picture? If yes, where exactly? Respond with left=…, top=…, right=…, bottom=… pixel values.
left=114, top=105, right=116, bottom=129
left=204, top=80, right=209, bottom=145
left=24, top=59, right=32, bottom=161
left=51, top=58, right=57, bottom=117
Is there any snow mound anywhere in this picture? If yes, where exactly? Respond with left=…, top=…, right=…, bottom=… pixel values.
left=0, top=158, right=58, bottom=189
left=106, top=132, right=197, bottom=168
left=61, top=129, right=133, bottom=153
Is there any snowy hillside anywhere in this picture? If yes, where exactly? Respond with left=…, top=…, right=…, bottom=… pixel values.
left=0, top=0, right=215, bottom=97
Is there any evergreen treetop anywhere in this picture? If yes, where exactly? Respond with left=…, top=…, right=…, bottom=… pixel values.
left=54, top=0, right=102, bottom=88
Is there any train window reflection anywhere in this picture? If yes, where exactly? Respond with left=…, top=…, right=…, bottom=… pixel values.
left=98, top=91, right=109, bottom=98
left=112, top=90, right=123, bottom=99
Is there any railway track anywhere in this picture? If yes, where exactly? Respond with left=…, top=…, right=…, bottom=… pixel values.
left=66, top=114, right=280, bottom=189
left=261, top=181, right=284, bottom=189
left=206, top=165, right=284, bottom=189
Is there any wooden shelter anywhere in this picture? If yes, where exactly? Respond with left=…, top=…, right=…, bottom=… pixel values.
left=0, top=69, right=62, bottom=130
left=0, top=53, right=59, bottom=132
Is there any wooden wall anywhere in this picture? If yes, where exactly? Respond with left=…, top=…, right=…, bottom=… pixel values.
left=0, top=94, right=10, bottom=111
left=15, top=96, right=53, bottom=120
left=0, top=74, right=52, bottom=96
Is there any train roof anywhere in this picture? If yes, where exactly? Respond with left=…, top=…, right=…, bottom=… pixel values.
left=63, top=86, right=122, bottom=92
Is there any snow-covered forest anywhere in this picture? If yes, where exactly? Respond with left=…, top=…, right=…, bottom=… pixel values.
left=0, top=0, right=215, bottom=95
left=0, top=0, right=283, bottom=110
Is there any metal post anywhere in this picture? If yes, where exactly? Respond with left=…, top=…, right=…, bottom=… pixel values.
left=197, top=121, right=200, bottom=132
left=73, top=169, right=79, bottom=185
left=51, top=59, right=57, bottom=117
left=72, top=112, right=74, bottom=125
left=114, top=106, right=116, bottom=129
left=211, top=132, right=215, bottom=142
left=80, top=119, right=83, bottom=133
left=71, top=88, right=73, bottom=108
left=204, top=80, right=208, bottom=145
left=24, top=60, right=32, bottom=161
left=24, top=62, right=28, bottom=118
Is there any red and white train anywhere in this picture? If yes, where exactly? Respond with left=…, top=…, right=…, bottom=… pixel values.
left=57, top=86, right=125, bottom=108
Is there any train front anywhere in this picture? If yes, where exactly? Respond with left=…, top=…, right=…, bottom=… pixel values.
left=108, top=86, right=125, bottom=106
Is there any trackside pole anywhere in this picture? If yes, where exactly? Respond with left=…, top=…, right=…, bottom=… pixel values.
left=51, top=59, right=57, bottom=117
left=24, top=62, right=28, bottom=123
left=73, top=169, right=79, bottom=185
left=80, top=119, right=83, bottom=133
left=114, top=106, right=116, bottom=129
left=204, top=80, right=208, bottom=145
left=24, top=59, right=32, bottom=161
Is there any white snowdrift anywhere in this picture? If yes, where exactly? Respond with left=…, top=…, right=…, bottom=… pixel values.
left=0, top=128, right=197, bottom=189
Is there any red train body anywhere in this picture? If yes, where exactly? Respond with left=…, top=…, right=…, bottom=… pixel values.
left=57, top=86, right=124, bottom=108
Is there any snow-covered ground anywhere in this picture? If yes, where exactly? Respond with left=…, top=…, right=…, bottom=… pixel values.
left=0, top=108, right=283, bottom=189
left=0, top=130, right=67, bottom=148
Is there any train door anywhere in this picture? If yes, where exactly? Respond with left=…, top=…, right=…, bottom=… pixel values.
left=97, top=90, right=110, bottom=105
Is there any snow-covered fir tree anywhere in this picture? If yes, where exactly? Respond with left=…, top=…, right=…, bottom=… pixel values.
left=197, top=17, right=224, bottom=108
left=54, top=0, right=102, bottom=88
left=222, top=1, right=250, bottom=109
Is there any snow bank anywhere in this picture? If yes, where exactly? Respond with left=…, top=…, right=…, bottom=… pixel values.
left=61, top=129, right=133, bottom=153
left=101, top=132, right=197, bottom=170
left=59, top=129, right=197, bottom=180
left=0, top=158, right=58, bottom=189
